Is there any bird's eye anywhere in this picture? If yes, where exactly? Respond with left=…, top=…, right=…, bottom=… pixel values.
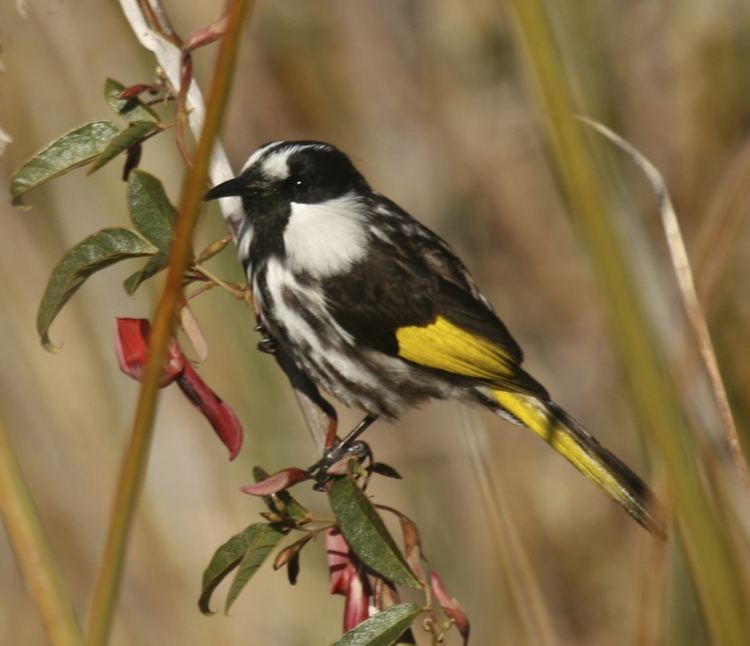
left=294, top=178, right=309, bottom=194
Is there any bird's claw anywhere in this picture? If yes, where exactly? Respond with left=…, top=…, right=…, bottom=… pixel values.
left=307, top=440, right=370, bottom=490
left=255, top=323, right=277, bottom=354
left=257, top=335, right=276, bottom=354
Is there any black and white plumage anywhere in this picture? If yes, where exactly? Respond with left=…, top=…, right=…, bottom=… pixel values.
left=205, top=141, right=662, bottom=535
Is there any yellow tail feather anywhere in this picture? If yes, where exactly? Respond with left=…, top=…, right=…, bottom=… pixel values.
left=490, top=389, right=662, bottom=535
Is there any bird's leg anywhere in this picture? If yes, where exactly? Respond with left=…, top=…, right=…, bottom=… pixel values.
left=255, top=323, right=276, bottom=354
left=334, top=413, right=379, bottom=455
left=307, top=413, right=379, bottom=482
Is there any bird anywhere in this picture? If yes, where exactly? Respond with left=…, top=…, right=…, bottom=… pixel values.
left=204, top=140, right=662, bottom=535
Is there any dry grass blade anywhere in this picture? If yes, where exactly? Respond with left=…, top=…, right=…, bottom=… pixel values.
left=580, top=116, right=750, bottom=493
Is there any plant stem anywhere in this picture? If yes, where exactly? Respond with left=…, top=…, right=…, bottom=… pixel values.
left=85, top=2, right=251, bottom=644
left=506, top=1, right=750, bottom=643
left=0, top=415, right=85, bottom=646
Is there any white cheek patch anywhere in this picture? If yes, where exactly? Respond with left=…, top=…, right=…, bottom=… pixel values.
left=283, top=194, right=369, bottom=278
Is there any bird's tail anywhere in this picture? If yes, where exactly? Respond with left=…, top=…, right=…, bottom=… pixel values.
left=486, top=389, right=663, bottom=536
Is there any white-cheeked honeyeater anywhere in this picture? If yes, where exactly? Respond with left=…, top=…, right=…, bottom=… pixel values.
left=205, top=141, right=661, bottom=535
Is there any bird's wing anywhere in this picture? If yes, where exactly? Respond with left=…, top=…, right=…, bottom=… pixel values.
left=321, top=230, right=546, bottom=398
left=397, top=279, right=547, bottom=397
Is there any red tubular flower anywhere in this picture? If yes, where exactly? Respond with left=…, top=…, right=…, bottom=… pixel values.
left=325, top=528, right=374, bottom=632
left=343, top=564, right=371, bottom=632
left=115, top=317, right=243, bottom=459
left=325, top=528, right=354, bottom=596
left=115, top=318, right=184, bottom=386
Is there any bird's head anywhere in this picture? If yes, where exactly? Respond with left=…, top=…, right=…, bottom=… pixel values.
left=204, top=141, right=373, bottom=276
left=204, top=141, right=369, bottom=207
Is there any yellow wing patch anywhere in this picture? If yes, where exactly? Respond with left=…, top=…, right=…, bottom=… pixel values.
left=396, top=315, right=516, bottom=382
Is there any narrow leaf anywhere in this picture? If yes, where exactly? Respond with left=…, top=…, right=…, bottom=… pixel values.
left=183, top=14, right=229, bottom=53
left=123, top=251, right=168, bottom=294
left=430, top=571, right=470, bottom=644
left=368, top=463, right=402, bottom=479
left=180, top=304, right=209, bottom=361
left=287, top=551, right=301, bottom=585
left=329, top=477, right=421, bottom=590
left=199, top=523, right=273, bottom=615
left=333, top=603, right=422, bottom=646
left=10, top=121, right=121, bottom=207
left=122, top=142, right=143, bottom=180
left=37, top=228, right=156, bottom=350
left=196, top=234, right=232, bottom=263
left=87, top=121, right=159, bottom=175
left=273, top=533, right=314, bottom=571
left=104, top=78, right=160, bottom=123
left=127, top=170, right=176, bottom=248
left=120, top=171, right=177, bottom=293
left=225, top=524, right=284, bottom=613
left=241, top=468, right=310, bottom=496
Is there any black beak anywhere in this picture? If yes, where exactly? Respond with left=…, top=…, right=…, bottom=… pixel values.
left=203, top=176, right=247, bottom=201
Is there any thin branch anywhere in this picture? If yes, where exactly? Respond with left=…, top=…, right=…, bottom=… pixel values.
left=0, top=417, right=85, bottom=646
left=85, top=2, right=251, bottom=644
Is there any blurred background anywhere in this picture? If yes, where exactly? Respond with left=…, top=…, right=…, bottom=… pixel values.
left=1, top=0, right=750, bottom=644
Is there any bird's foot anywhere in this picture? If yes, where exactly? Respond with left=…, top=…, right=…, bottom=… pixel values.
left=255, top=323, right=276, bottom=354
left=307, top=440, right=371, bottom=490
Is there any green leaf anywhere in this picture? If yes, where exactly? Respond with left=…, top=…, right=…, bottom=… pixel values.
left=37, top=228, right=156, bottom=350
left=328, top=477, right=421, bottom=590
left=127, top=170, right=176, bottom=248
left=123, top=250, right=168, bottom=295
left=225, top=524, right=284, bottom=613
left=104, top=78, right=160, bottom=123
left=200, top=523, right=268, bottom=615
left=87, top=121, right=159, bottom=175
left=10, top=121, right=122, bottom=207
left=120, top=171, right=177, bottom=293
left=333, top=603, right=422, bottom=646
